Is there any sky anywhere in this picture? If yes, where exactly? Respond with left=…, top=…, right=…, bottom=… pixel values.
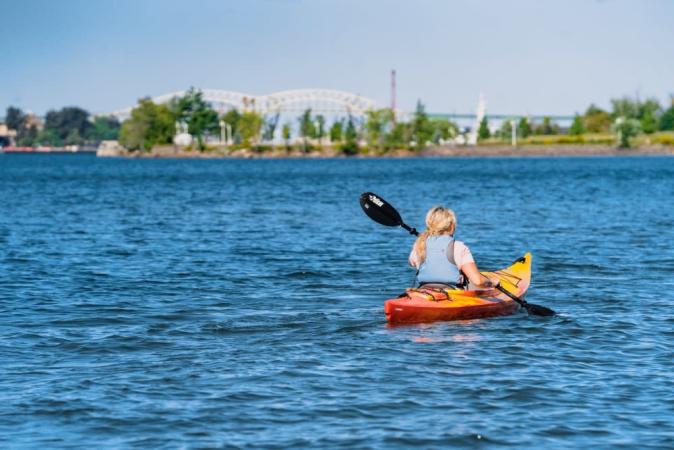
left=2, top=0, right=673, bottom=116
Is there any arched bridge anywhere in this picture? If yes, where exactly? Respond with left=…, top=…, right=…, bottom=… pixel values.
left=110, top=88, right=378, bottom=119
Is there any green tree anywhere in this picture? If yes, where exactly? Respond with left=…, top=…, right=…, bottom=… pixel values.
left=384, top=122, right=412, bottom=150
left=221, top=109, right=241, bottom=140
left=87, top=116, right=121, bottom=142
left=583, top=104, right=611, bottom=133
left=175, top=87, right=219, bottom=150
left=262, top=113, right=279, bottom=142
left=411, top=100, right=432, bottom=147
left=44, top=107, right=91, bottom=142
left=640, top=109, right=658, bottom=134
left=609, top=97, right=661, bottom=134
left=65, top=129, right=83, bottom=146
left=341, top=115, right=359, bottom=155
left=660, top=104, right=674, bottom=131
left=613, top=117, right=641, bottom=148
left=329, top=120, right=343, bottom=142
left=610, top=97, right=640, bottom=119
left=478, top=116, right=491, bottom=140
left=119, top=98, right=175, bottom=151
left=429, top=119, right=458, bottom=144
left=498, top=120, right=513, bottom=142
left=517, top=117, right=532, bottom=138
left=535, top=116, right=558, bottom=135
left=16, top=124, right=38, bottom=147
left=4, top=106, right=40, bottom=146
left=365, top=108, right=393, bottom=149
left=282, top=122, right=292, bottom=149
left=5, top=106, right=25, bottom=131
left=569, top=114, right=586, bottom=135
left=639, top=99, right=661, bottom=134
left=298, top=108, right=316, bottom=151
left=36, top=128, right=62, bottom=147
left=15, top=118, right=39, bottom=147
left=315, top=114, right=326, bottom=145
left=238, top=111, right=263, bottom=146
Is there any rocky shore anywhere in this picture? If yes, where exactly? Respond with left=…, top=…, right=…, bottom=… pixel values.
left=97, top=144, right=674, bottom=159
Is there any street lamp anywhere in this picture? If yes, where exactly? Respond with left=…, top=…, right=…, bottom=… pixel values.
left=511, top=119, right=517, bottom=147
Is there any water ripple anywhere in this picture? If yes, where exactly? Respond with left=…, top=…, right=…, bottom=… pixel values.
left=1, top=155, right=674, bottom=448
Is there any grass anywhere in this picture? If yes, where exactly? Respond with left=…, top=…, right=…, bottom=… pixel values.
left=639, top=132, right=674, bottom=146
left=480, top=133, right=616, bottom=146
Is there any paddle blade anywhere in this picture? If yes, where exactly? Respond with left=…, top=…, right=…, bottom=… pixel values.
left=524, top=303, right=556, bottom=317
left=359, top=192, right=403, bottom=227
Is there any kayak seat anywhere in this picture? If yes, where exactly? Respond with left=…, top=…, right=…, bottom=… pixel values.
left=407, top=285, right=457, bottom=302
left=418, top=282, right=461, bottom=290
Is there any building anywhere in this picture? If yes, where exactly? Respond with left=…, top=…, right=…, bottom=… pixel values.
left=0, top=123, right=17, bottom=147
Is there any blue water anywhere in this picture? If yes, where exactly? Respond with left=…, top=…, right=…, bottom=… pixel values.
left=1, top=154, right=674, bottom=448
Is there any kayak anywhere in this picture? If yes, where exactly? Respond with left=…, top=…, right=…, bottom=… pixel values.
left=384, top=253, right=532, bottom=324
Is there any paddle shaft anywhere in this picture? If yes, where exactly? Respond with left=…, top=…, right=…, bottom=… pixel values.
left=401, top=223, right=418, bottom=236
left=495, top=284, right=529, bottom=308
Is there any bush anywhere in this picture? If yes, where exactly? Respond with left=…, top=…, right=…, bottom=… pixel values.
left=519, top=134, right=614, bottom=146
left=650, top=132, right=674, bottom=146
left=612, top=117, right=641, bottom=148
left=660, top=106, right=674, bottom=131
left=583, top=105, right=612, bottom=133
left=253, top=144, right=273, bottom=153
left=568, top=115, right=586, bottom=136
left=341, top=140, right=359, bottom=156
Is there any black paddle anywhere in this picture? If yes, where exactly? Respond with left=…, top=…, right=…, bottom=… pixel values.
left=359, top=192, right=556, bottom=317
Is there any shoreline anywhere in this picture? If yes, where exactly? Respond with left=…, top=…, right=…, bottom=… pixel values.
left=96, top=144, right=674, bottom=159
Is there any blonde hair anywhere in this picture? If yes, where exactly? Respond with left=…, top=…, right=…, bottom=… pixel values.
left=413, top=206, right=457, bottom=263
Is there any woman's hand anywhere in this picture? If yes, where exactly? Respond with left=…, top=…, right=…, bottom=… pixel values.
left=478, top=276, right=499, bottom=289
left=460, top=263, right=500, bottom=289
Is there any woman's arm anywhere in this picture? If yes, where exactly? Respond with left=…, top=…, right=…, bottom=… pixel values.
left=408, top=247, right=420, bottom=268
left=460, top=262, right=498, bottom=289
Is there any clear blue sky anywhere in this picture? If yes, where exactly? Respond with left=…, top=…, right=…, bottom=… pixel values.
left=2, top=0, right=673, bottom=116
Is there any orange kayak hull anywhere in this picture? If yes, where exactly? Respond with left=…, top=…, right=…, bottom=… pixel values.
left=385, top=297, right=520, bottom=323
left=384, top=253, right=532, bottom=324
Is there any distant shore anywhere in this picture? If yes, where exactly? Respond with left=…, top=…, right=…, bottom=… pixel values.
left=96, top=144, right=674, bottom=159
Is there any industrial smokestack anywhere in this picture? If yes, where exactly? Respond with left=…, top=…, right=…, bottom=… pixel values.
left=391, top=69, right=397, bottom=125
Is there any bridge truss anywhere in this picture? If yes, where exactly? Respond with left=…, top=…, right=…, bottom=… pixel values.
left=110, top=88, right=378, bottom=120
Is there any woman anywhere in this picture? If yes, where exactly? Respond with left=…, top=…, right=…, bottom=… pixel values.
left=409, top=206, right=498, bottom=289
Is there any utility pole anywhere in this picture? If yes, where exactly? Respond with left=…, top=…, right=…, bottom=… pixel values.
left=391, top=69, right=397, bottom=125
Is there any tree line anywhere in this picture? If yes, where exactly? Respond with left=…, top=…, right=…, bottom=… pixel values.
left=117, top=88, right=460, bottom=153
left=4, top=89, right=674, bottom=150
left=2, top=106, right=120, bottom=147
left=478, top=96, right=674, bottom=147
left=116, top=89, right=674, bottom=151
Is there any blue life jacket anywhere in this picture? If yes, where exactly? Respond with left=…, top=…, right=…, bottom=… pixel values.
left=417, top=235, right=461, bottom=285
